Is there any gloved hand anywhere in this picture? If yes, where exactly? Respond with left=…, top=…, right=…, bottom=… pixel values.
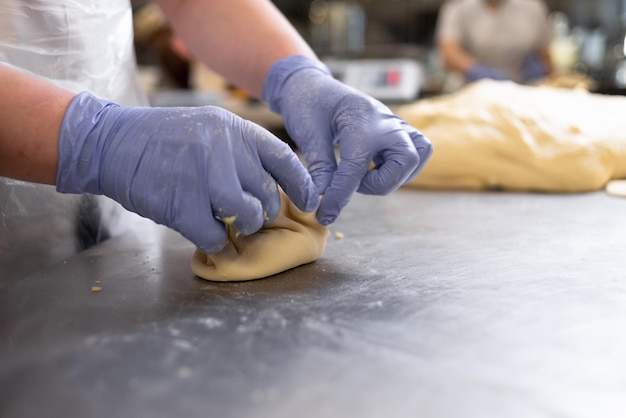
left=263, top=55, right=433, bottom=225
left=56, top=92, right=318, bottom=254
left=522, top=53, right=549, bottom=83
left=465, top=63, right=509, bottom=83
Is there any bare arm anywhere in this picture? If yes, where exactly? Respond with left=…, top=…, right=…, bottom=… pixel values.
left=438, top=39, right=475, bottom=74
left=538, top=47, right=554, bottom=75
left=156, top=0, right=318, bottom=98
left=0, top=65, right=74, bottom=184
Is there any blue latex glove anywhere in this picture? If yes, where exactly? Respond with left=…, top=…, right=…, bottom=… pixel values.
left=522, top=53, right=549, bottom=83
left=263, top=55, right=433, bottom=225
left=465, top=63, right=509, bottom=83
left=56, top=92, right=318, bottom=254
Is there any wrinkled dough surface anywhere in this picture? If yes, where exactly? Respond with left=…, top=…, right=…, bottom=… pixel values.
left=191, top=190, right=329, bottom=282
left=397, top=80, right=626, bottom=192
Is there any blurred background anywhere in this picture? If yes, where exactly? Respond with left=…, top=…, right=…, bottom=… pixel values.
left=132, top=0, right=626, bottom=105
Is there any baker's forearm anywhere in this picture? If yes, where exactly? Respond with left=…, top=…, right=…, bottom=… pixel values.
left=0, top=65, right=74, bottom=184
left=157, top=0, right=317, bottom=98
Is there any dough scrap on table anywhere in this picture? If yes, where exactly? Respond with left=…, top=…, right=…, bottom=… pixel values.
left=191, top=189, right=329, bottom=282
left=397, top=80, right=626, bottom=193
left=606, top=180, right=626, bottom=198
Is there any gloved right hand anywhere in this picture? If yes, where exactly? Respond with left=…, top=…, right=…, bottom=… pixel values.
left=262, top=55, right=433, bottom=226
left=465, top=63, right=509, bottom=83
left=56, top=92, right=318, bottom=254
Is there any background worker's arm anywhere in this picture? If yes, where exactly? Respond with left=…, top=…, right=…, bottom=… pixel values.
left=538, top=47, right=553, bottom=74
left=438, top=38, right=475, bottom=75
left=435, top=1, right=509, bottom=82
left=438, top=38, right=509, bottom=82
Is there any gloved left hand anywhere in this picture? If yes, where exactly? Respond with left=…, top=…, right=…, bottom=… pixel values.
left=56, top=92, right=318, bottom=255
left=263, top=55, right=433, bottom=225
left=522, top=53, right=549, bottom=83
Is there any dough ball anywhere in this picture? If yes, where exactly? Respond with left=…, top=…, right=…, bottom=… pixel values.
left=191, top=189, right=329, bottom=282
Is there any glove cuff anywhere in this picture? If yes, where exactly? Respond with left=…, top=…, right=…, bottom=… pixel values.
left=56, top=91, right=119, bottom=195
left=262, top=55, right=332, bottom=114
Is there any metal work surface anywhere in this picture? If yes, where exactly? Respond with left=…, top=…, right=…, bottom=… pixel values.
left=1, top=190, right=626, bottom=418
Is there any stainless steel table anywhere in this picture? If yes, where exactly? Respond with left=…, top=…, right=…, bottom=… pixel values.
left=2, top=189, right=626, bottom=418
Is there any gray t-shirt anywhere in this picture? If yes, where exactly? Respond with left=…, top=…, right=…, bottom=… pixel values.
left=437, top=0, right=552, bottom=82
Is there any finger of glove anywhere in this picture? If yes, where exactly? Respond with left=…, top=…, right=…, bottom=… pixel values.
left=357, top=130, right=420, bottom=195
left=212, top=187, right=266, bottom=237
left=401, top=123, right=434, bottom=184
left=238, top=170, right=281, bottom=226
left=313, top=98, right=375, bottom=224
left=232, top=125, right=283, bottom=225
left=309, top=155, right=337, bottom=198
left=159, top=150, right=230, bottom=255
left=208, top=147, right=266, bottom=237
left=179, top=212, right=230, bottom=255
left=298, top=137, right=337, bottom=198
left=316, top=156, right=368, bottom=225
left=130, top=157, right=231, bottom=255
left=254, top=128, right=320, bottom=213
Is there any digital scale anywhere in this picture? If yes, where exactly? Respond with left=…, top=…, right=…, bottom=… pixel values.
left=324, top=58, right=423, bottom=103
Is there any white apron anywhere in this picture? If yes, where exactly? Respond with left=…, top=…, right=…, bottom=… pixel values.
left=0, top=0, right=152, bottom=280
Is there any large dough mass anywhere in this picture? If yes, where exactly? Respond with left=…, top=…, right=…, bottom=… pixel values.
left=397, top=80, right=626, bottom=192
left=191, top=190, right=329, bottom=282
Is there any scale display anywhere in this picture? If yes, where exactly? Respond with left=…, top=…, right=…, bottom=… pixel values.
left=324, top=58, right=423, bottom=102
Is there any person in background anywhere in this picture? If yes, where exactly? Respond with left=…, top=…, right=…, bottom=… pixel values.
left=436, top=0, right=553, bottom=85
left=0, top=0, right=433, bottom=271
